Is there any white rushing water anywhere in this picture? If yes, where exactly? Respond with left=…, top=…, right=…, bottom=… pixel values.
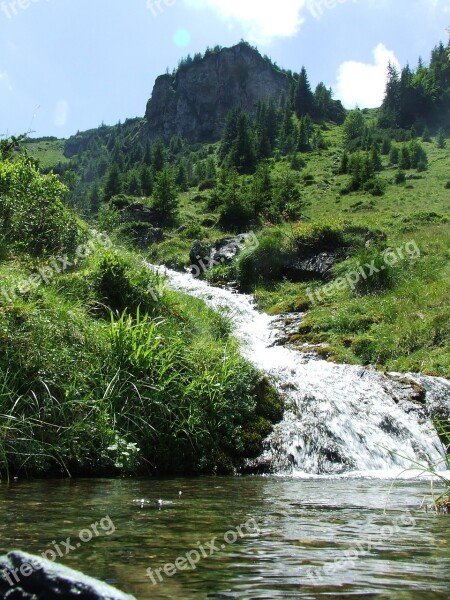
left=151, top=266, right=449, bottom=478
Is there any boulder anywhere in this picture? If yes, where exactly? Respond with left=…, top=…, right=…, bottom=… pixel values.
left=189, top=234, right=252, bottom=269
left=0, top=551, right=135, bottom=600
left=210, top=234, right=252, bottom=264
left=283, top=251, right=341, bottom=280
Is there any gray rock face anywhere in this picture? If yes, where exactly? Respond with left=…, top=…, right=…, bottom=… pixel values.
left=210, top=234, right=254, bottom=264
left=283, top=251, right=341, bottom=280
left=189, top=233, right=253, bottom=269
left=0, top=551, right=135, bottom=600
left=145, top=43, right=291, bottom=143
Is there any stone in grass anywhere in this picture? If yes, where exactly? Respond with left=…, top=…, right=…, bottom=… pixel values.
left=0, top=551, right=136, bottom=600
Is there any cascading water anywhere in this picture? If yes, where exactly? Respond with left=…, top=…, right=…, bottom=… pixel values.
left=150, top=265, right=449, bottom=477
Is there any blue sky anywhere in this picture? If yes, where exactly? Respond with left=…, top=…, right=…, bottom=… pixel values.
left=0, top=0, right=448, bottom=138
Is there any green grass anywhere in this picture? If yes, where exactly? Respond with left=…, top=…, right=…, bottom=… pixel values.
left=25, top=140, right=68, bottom=169
left=0, top=245, right=282, bottom=479
left=133, top=124, right=449, bottom=376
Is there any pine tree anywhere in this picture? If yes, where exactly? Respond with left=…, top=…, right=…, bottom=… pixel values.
left=205, top=157, right=217, bottom=181
left=152, top=166, right=179, bottom=224
left=422, top=127, right=432, bottom=142
left=220, top=107, right=241, bottom=162
left=126, top=169, right=142, bottom=196
left=314, top=82, right=332, bottom=119
left=252, top=162, right=273, bottom=215
left=409, top=140, right=428, bottom=170
left=144, top=142, right=153, bottom=166
left=379, top=62, right=401, bottom=127
left=399, top=145, right=411, bottom=169
left=381, top=136, right=392, bottom=155
left=176, top=161, right=189, bottom=191
left=339, top=151, right=349, bottom=174
left=297, top=115, right=313, bottom=151
left=294, top=67, right=315, bottom=118
left=437, top=128, right=446, bottom=149
left=141, top=165, right=153, bottom=196
left=371, top=144, right=382, bottom=172
left=152, top=138, right=167, bottom=172
left=89, top=183, right=100, bottom=214
left=389, top=145, right=400, bottom=165
left=228, top=112, right=257, bottom=174
left=104, top=164, right=122, bottom=201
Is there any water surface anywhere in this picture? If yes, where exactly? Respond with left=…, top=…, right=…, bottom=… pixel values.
left=1, top=477, right=449, bottom=599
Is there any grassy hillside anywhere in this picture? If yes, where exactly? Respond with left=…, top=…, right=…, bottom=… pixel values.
left=0, top=150, right=282, bottom=479
left=89, top=121, right=448, bottom=377
left=24, top=139, right=69, bottom=169
left=25, top=114, right=450, bottom=378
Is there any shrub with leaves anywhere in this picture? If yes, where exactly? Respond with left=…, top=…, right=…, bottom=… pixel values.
left=0, top=154, right=84, bottom=256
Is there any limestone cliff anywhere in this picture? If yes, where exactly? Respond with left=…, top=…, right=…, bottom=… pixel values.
left=144, top=43, right=292, bottom=143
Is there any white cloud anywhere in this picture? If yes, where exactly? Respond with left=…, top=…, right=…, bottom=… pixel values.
left=334, top=43, right=401, bottom=109
left=183, top=0, right=307, bottom=43
left=53, top=100, right=69, bottom=128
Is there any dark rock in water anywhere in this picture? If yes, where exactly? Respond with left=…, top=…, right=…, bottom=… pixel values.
left=189, top=234, right=253, bottom=271
left=0, top=551, right=135, bottom=600
left=189, top=239, right=212, bottom=266
left=144, top=42, right=291, bottom=144
left=283, top=251, right=341, bottom=280
left=210, top=234, right=253, bottom=264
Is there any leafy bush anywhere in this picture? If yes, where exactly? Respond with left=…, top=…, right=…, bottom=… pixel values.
left=363, top=177, right=386, bottom=196
left=93, top=250, right=161, bottom=314
left=0, top=155, right=84, bottom=256
left=236, top=229, right=285, bottom=290
left=198, top=179, right=216, bottom=191
left=293, top=220, right=345, bottom=252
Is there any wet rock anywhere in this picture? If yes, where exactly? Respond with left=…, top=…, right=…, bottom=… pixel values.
left=283, top=251, right=341, bottom=280
left=0, top=551, right=135, bottom=599
left=189, top=234, right=251, bottom=268
left=210, top=234, right=253, bottom=264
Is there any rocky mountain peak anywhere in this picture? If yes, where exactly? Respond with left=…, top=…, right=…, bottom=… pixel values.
left=144, top=42, right=292, bottom=143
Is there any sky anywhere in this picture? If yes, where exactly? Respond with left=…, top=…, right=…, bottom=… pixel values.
left=0, top=0, right=448, bottom=139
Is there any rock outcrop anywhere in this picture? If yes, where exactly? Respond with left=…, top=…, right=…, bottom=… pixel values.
left=145, top=43, right=291, bottom=143
left=0, top=551, right=136, bottom=600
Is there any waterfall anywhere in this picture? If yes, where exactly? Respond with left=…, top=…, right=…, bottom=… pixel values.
left=150, top=265, right=449, bottom=477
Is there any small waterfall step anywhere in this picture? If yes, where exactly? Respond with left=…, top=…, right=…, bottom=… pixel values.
left=148, top=265, right=450, bottom=477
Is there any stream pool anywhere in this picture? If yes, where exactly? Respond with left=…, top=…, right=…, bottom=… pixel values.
left=0, top=477, right=449, bottom=599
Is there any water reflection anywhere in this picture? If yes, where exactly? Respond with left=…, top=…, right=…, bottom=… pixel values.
left=0, top=477, right=449, bottom=599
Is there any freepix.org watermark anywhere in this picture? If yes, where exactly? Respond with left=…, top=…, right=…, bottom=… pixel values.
left=1, top=516, right=116, bottom=587
left=0, top=231, right=112, bottom=303
left=307, top=0, right=358, bottom=21
left=306, top=510, right=416, bottom=583
left=306, top=240, right=421, bottom=305
left=146, top=517, right=261, bottom=586
left=146, top=0, right=176, bottom=17
left=1, top=0, right=44, bottom=19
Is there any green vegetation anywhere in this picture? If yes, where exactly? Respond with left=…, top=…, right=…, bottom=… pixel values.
left=0, top=140, right=282, bottom=479
left=26, top=40, right=449, bottom=377
left=2, top=37, right=449, bottom=478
